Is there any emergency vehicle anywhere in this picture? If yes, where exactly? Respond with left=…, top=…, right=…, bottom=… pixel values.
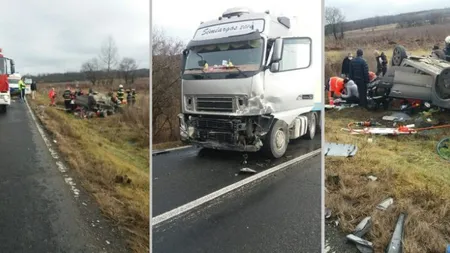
left=0, top=48, right=16, bottom=113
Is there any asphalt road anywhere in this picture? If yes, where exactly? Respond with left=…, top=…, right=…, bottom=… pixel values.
left=0, top=100, right=127, bottom=253
left=152, top=135, right=321, bottom=216
left=153, top=135, right=322, bottom=253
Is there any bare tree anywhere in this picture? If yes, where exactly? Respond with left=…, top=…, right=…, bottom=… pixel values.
left=118, top=57, right=138, bottom=84
left=99, top=35, right=119, bottom=84
left=81, top=58, right=100, bottom=85
left=325, top=6, right=346, bottom=40
left=152, top=27, right=185, bottom=142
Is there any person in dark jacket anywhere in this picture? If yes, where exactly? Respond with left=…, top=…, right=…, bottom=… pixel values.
left=380, top=52, right=388, bottom=76
left=341, top=53, right=353, bottom=77
left=431, top=45, right=446, bottom=60
left=443, top=36, right=450, bottom=61
left=30, top=81, right=37, bottom=100
left=349, top=49, right=370, bottom=108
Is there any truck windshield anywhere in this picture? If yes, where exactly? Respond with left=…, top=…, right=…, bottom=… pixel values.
left=183, top=38, right=264, bottom=79
left=0, top=57, right=5, bottom=75
left=8, top=79, right=19, bottom=84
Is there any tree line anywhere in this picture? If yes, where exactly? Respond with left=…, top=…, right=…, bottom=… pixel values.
left=26, top=36, right=149, bottom=84
left=325, top=7, right=450, bottom=39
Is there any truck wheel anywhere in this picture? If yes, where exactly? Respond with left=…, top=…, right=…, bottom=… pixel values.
left=262, top=119, right=288, bottom=159
left=304, top=112, right=317, bottom=140
left=0, top=105, right=7, bottom=113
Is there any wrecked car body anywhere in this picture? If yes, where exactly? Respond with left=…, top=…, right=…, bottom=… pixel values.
left=368, top=45, right=450, bottom=110
left=178, top=7, right=322, bottom=158
left=74, top=92, right=117, bottom=115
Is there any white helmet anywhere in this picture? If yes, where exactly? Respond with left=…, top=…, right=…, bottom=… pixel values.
left=119, top=84, right=123, bottom=88
left=445, top=36, right=450, bottom=45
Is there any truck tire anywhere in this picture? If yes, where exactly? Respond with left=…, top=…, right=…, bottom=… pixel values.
left=304, top=112, right=317, bottom=140
left=262, top=119, right=289, bottom=159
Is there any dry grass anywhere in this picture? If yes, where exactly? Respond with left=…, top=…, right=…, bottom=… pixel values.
left=325, top=108, right=450, bottom=252
left=28, top=79, right=149, bottom=252
left=326, top=23, right=450, bottom=51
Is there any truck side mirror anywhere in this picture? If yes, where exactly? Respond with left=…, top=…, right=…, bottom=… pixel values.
left=270, top=62, right=280, bottom=72
left=271, top=38, right=283, bottom=63
left=10, top=60, right=15, bottom=74
left=181, top=50, right=188, bottom=73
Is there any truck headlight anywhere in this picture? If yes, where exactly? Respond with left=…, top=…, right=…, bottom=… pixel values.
left=185, top=96, right=194, bottom=110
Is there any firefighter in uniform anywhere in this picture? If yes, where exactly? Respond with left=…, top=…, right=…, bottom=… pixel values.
left=131, top=89, right=136, bottom=106
left=63, top=86, right=72, bottom=110
left=117, top=84, right=125, bottom=102
left=126, top=89, right=132, bottom=106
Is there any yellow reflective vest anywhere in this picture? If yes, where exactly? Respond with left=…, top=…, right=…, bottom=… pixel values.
left=18, top=80, right=26, bottom=90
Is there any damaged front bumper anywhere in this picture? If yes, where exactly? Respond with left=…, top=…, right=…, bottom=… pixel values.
left=178, top=113, right=269, bottom=152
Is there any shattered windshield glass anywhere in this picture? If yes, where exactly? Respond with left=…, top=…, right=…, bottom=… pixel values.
left=183, top=38, right=264, bottom=78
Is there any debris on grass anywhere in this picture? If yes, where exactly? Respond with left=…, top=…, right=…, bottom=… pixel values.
left=346, top=234, right=374, bottom=253
left=353, top=216, right=372, bottom=238
left=376, top=197, right=394, bottom=210
left=239, top=168, right=257, bottom=174
left=385, top=213, right=406, bottom=253
left=325, top=142, right=358, bottom=157
left=367, top=175, right=377, bottom=181
left=382, top=112, right=411, bottom=122
left=325, top=208, right=332, bottom=219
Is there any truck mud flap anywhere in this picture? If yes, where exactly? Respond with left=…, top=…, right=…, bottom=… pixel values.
left=324, top=142, right=358, bottom=157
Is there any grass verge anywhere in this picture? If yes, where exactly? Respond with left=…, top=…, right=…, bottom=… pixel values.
left=325, top=108, right=450, bottom=252
left=28, top=91, right=149, bottom=253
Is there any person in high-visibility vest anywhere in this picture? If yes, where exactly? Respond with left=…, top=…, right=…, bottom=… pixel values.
left=18, top=77, right=26, bottom=102
left=326, top=76, right=345, bottom=105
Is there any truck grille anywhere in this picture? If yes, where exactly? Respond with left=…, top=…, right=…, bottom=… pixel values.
left=196, top=97, right=234, bottom=113
left=194, top=118, right=234, bottom=131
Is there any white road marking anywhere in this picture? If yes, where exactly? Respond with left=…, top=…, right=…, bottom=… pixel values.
left=152, top=149, right=321, bottom=226
left=25, top=100, right=81, bottom=198
left=153, top=145, right=192, bottom=154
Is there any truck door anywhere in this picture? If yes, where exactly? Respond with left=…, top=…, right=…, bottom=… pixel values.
left=263, top=37, right=315, bottom=121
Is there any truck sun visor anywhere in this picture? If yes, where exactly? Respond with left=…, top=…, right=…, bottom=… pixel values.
left=186, top=31, right=261, bottom=49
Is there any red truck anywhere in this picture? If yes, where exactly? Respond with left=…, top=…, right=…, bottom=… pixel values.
left=0, top=48, right=16, bottom=113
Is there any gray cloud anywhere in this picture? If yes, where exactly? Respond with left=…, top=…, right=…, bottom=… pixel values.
left=326, top=0, right=450, bottom=21
left=1, top=0, right=149, bottom=75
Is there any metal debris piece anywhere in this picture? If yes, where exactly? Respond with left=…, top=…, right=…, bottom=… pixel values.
left=367, top=175, right=377, bottom=181
left=325, top=208, right=332, bottom=219
left=386, top=213, right=406, bottom=253
left=325, top=142, right=358, bottom=157
left=240, top=168, right=257, bottom=174
left=346, top=234, right=374, bottom=253
left=382, top=112, right=411, bottom=122
left=377, top=197, right=394, bottom=210
left=353, top=216, right=372, bottom=238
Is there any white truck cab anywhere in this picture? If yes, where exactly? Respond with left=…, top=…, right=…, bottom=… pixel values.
left=178, top=7, right=322, bottom=158
left=8, top=73, right=21, bottom=97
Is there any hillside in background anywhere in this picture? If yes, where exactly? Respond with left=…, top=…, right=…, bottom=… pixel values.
left=326, top=7, right=450, bottom=35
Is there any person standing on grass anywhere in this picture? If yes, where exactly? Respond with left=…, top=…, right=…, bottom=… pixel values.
left=30, top=80, right=37, bottom=100
left=341, top=53, right=353, bottom=77
left=131, top=89, right=137, bottom=106
left=48, top=88, right=56, bottom=106
left=443, top=36, right=450, bottom=61
left=18, top=77, right=26, bottom=102
left=117, top=84, right=125, bottom=102
left=349, top=49, right=370, bottom=108
left=380, top=52, right=388, bottom=76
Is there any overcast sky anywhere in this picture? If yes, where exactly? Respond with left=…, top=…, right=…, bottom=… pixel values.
left=0, top=0, right=149, bottom=75
left=153, top=0, right=324, bottom=44
left=325, top=0, right=450, bottom=21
